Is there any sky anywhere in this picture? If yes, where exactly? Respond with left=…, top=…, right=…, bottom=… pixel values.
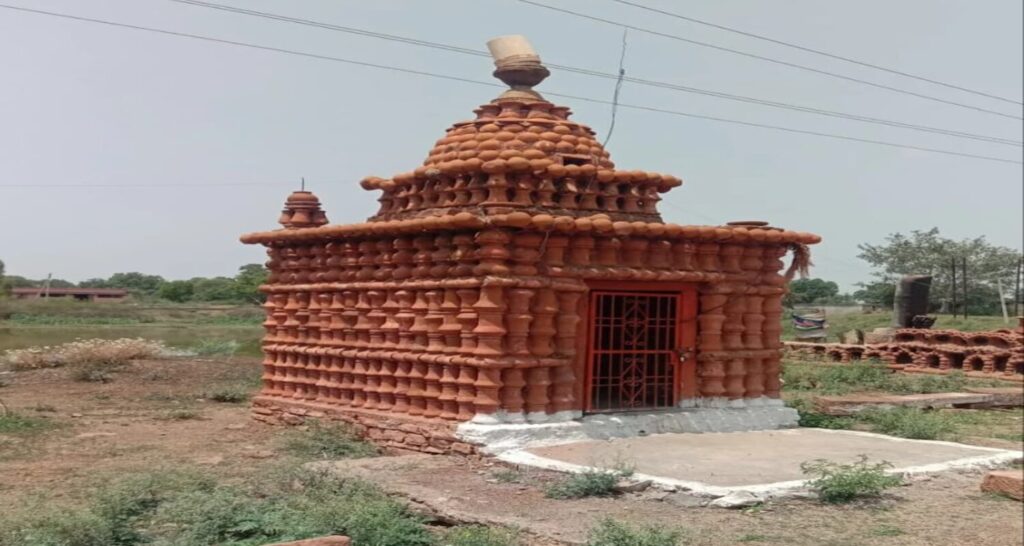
left=0, top=0, right=1021, bottom=291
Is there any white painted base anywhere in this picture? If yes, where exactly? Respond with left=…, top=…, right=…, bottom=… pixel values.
left=458, top=404, right=800, bottom=454
left=496, top=429, right=1024, bottom=499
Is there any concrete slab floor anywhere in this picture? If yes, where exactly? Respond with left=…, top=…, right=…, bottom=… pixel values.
left=511, top=428, right=1023, bottom=496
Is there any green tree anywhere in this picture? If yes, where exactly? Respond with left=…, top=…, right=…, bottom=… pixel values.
left=853, top=281, right=896, bottom=307
left=0, top=259, right=6, bottom=297
left=102, top=272, right=166, bottom=295
left=158, top=280, right=195, bottom=303
left=786, top=278, right=840, bottom=306
left=858, top=228, right=1021, bottom=315
left=190, top=277, right=237, bottom=302
left=233, top=264, right=268, bottom=304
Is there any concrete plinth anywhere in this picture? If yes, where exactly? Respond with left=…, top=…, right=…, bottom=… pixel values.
left=457, top=406, right=799, bottom=454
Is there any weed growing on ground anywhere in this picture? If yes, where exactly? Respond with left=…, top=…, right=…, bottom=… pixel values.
left=159, top=409, right=201, bottom=421
left=587, top=518, right=686, bottom=546
left=782, top=361, right=1003, bottom=396
left=71, top=362, right=120, bottom=383
left=491, top=469, right=524, bottom=484
left=282, top=420, right=378, bottom=460
left=859, top=407, right=956, bottom=440
left=786, top=397, right=854, bottom=430
left=205, top=385, right=251, bottom=403
left=32, top=404, right=57, bottom=412
left=0, top=411, right=56, bottom=434
left=801, top=455, right=902, bottom=503
left=545, top=469, right=621, bottom=500
left=0, top=466, right=436, bottom=546
left=444, top=525, right=520, bottom=546
left=736, top=534, right=772, bottom=542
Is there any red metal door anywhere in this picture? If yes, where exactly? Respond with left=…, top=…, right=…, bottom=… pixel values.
left=586, top=290, right=682, bottom=412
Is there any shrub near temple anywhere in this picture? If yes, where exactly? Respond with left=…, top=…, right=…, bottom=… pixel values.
left=801, top=455, right=902, bottom=503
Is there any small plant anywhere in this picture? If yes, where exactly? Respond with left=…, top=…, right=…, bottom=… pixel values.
left=32, top=404, right=57, bottom=413
left=283, top=420, right=378, bottom=460
left=444, top=525, right=520, bottom=546
left=800, top=455, right=902, bottom=503
left=737, top=533, right=771, bottom=542
left=491, top=469, right=524, bottom=484
left=0, top=411, right=56, bottom=434
left=160, top=409, right=201, bottom=421
left=587, top=518, right=685, bottom=546
left=545, top=469, right=621, bottom=500
left=71, top=362, right=119, bottom=383
left=860, top=407, right=956, bottom=440
left=206, top=386, right=251, bottom=403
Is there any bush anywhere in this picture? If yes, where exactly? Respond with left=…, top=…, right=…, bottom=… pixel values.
left=2, top=338, right=167, bottom=371
left=0, top=467, right=435, bottom=546
left=800, top=455, right=902, bottom=503
left=444, top=525, right=520, bottom=546
left=860, top=407, right=956, bottom=440
left=283, top=420, right=378, bottom=460
left=545, top=470, right=621, bottom=500
left=587, top=518, right=686, bottom=546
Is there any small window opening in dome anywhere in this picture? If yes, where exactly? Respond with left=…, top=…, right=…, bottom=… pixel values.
left=559, top=154, right=592, bottom=166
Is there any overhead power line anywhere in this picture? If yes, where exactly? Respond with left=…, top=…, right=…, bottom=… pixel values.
left=166, top=0, right=1021, bottom=147
left=0, top=182, right=289, bottom=188
left=1, top=3, right=1020, bottom=166
left=519, top=0, right=1024, bottom=121
left=609, top=0, right=1023, bottom=106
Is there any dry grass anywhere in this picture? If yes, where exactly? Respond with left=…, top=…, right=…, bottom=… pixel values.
left=1, top=338, right=168, bottom=371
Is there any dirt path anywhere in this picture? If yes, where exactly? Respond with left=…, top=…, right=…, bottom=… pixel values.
left=2, top=357, right=1022, bottom=545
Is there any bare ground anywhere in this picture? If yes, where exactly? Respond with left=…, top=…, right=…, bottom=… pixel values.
left=1, top=357, right=1021, bottom=546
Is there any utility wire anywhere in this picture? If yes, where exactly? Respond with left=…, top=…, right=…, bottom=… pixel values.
left=1, top=3, right=1020, bottom=166
left=164, top=0, right=1022, bottom=147
left=609, top=0, right=1023, bottom=106
left=519, top=0, right=1024, bottom=121
left=0, top=182, right=291, bottom=188
left=602, top=29, right=628, bottom=147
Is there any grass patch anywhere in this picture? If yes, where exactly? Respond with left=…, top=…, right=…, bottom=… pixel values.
left=737, top=534, right=773, bottom=543
left=786, top=397, right=854, bottom=430
left=781, top=311, right=1008, bottom=342
left=859, top=407, right=957, bottom=440
left=189, top=339, right=240, bottom=357
left=545, top=469, right=622, bottom=500
left=32, top=404, right=57, bottom=412
left=0, top=411, right=57, bottom=434
left=444, top=525, right=520, bottom=546
left=0, top=466, right=436, bottom=546
left=282, top=420, right=378, bottom=460
left=587, top=518, right=686, bottom=546
left=801, top=455, right=902, bottom=504
left=205, top=385, right=252, bottom=403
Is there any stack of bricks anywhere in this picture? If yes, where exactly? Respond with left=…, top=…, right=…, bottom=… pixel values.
left=241, top=37, right=821, bottom=453
left=784, top=325, right=1024, bottom=382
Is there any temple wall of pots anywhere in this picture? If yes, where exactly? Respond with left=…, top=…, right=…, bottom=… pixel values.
left=784, top=327, right=1024, bottom=382
left=243, top=211, right=819, bottom=428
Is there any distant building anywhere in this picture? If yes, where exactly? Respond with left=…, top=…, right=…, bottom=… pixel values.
left=11, top=287, right=128, bottom=302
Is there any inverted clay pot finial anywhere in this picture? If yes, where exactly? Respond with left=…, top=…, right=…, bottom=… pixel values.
left=487, top=35, right=550, bottom=102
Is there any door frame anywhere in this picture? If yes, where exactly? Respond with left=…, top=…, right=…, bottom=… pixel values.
left=579, top=281, right=698, bottom=413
